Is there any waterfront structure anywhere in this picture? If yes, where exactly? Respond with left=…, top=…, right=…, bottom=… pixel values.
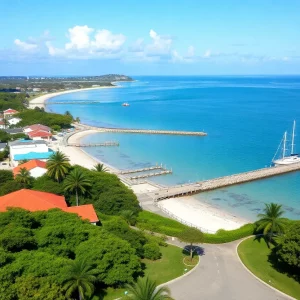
left=0, top=189, right=99, bottom=224
left=9, top=139, right=54, bottom=166
left=13, top=159, right=47, bottom=178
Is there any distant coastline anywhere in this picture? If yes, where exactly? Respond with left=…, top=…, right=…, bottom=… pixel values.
left=29, top=85, right=119, bottom=109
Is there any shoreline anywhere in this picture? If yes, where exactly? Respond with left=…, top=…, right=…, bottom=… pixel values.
left=38, top=86, right=249, bottom=233
left=62, top=129, right=249, bottom=232
left=29, top=85, right=119, bottom=109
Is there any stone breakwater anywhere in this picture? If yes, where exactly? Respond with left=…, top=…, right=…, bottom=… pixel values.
left=148, top=163, right=300, bottom=201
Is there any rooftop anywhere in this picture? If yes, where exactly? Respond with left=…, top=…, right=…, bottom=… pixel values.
left=28, top=130, right=52, bottom=138
left=9, top=139, right=47, bottom=146
left=13, top=159, right=47, bottom=176
left=0, top=189, right=99, bottom=223
left=24, top=124, right=51, bottom=132
left=4, top=128, right=23, bottom=134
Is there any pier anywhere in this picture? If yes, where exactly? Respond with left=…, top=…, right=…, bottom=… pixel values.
left=120, top=164, right=164, bottom=174
left=130, top=169, right=172, bottom=180
left=67, top=141, right=119, bottom=147
left=148, top=163, right=300, bottom=201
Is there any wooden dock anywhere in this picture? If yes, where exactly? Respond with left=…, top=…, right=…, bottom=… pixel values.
left=67, top=141, right=119, bottom=147
left=120, top=164, right=164, bottom=174
left=149, top=163, right=300, bottom=201
left=130, top=169, right=172, bottom=180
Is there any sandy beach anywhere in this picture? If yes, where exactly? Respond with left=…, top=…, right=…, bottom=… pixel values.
left=29, top=86, right=118, bottom=109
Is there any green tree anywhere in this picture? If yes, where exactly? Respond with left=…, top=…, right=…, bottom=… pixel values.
left=64, top=111, right=73, bottom=119
left=257, top=203, right=285, bottom=245
left=46, top=151, right=70, bottom=182
left=15, top=168, right=32, bottom=187
left=0, top=170, right=13, bottom=187
left=63, top=258, right=97, bottom=300
left=93, top=163, right=107, bottom=172
left=272, top=223, right=300, bottom=272
left=121, top=210, right=137, bottom=225
left=64, top=168, right=92, bottom=206
left=178, top=228, right=204, bottom=260
left=126, top=277, right=172, bottom=300
left=75, top=117, right=80, bottom=123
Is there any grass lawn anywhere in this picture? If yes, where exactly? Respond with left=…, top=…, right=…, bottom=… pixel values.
left=102, top=244, right=199, bottom=300
left=238, top=237, right=300, bottom=300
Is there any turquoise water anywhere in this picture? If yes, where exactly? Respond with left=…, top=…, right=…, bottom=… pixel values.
left=47, top=76, right=300, bottom=221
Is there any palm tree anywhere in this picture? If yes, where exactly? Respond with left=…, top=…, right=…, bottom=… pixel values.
left=46, top=151, right=71, bottom=182
left=126, top=277, right=172, bottom=300
left=64, top=168, right=92, bottom=206
left=63, top=258, right=97, bottom=300
left=257, top=203, right=285, bottom=245
left=93, top=163, right=107, bottom=172
left=15, top=167, right=32, bottom=187
left=121, top=210, right=136, bottom=226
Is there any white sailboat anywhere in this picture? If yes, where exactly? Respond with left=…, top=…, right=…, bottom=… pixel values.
left=273, top=120, right=300, bottom=166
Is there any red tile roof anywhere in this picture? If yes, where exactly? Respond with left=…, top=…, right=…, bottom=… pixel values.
left=13, top=159, right=47, bottom=176
left=0, top=189, right=99, bottom=223
left=25, top=124, right=51, bottom=132
left=28, top=130, right=52, bottom=138
left=65, top=205, right=99, bottom=223
left=0, top=189, right=67, bottom=211
left=4, top=108, right=19, bottom=114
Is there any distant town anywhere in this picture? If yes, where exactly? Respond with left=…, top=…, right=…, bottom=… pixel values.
left=0, top=74, right=133, bottom=93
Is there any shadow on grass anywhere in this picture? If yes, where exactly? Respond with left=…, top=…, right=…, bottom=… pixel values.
left=268, top=248, right=300, bottom=284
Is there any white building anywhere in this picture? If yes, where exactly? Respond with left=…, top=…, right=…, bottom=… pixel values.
left=9, top=140, right=53, bottom=166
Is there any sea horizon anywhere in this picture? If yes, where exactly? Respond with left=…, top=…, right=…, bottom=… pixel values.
left=47, top=75, right=300, bottom=222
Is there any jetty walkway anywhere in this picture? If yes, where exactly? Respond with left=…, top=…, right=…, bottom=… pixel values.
left=149, top=163, right=300, bottom=201
left=75, top=124, right=207, bottom=136
left=119, top=164, right=165, bottom=174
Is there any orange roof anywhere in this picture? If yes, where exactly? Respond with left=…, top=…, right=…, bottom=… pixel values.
left=13, top=159, right=47, bottom=176
left=65, top=205, right=99, bottom=223
left=28, top=130, right=52, bottom=138
left=0, top=189, right=99, bottom=223
left=0, top=189, right=67, bottom=211
left=25, top=124, right=51, bottom=132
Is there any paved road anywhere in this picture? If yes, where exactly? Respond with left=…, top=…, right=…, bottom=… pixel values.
left=167, top=239, right=291, bottom=300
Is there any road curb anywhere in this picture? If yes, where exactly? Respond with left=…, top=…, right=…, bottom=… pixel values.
left=236, top=236, right=296, bottom=300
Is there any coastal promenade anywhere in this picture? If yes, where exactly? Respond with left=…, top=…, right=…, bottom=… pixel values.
left=149, top=163, right=300, bottom=201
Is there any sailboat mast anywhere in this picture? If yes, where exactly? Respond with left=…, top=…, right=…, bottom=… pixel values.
left=283, top=131, right=287, bottom=158
left=291, top=120, right=296, bottom=155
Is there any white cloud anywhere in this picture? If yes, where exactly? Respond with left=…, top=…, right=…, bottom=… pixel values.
left=129, top=38, right=145, bottom=52
left=146, top=29, right=173, bottom=56
left=46, top=25, right=126, bottom=58
left=65, top=25, right=94, bottom=50
left=187, top=46, right=195, bottom=57
left=14, top=39, right=38, bottom=51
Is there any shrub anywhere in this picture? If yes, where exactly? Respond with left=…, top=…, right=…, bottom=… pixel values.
left=203, top=223, right=256, bottom=243
left=143, top=243, right=161, bottom=260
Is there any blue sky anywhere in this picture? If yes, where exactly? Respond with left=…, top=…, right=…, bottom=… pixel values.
left=1, top=0, right=300, bottom=75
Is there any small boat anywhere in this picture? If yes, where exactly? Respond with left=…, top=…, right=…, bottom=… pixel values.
left=272, top=120, right=300, bottom=166
left=122, top=102, right=130, bottom=107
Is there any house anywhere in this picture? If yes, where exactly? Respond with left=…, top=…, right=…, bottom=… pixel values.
left=0, top=143, right=7, bottom=152
left=13, top=159, right=47, bottom=178
left=23, top=124, right=51, bottom=134
left=27, top=129, right=52, bottom=141
left=0, top=189, right=99, bottom=224
left=5, top=128, right=24, bottom=135
left=3, top=108, right=19, bottom=118
left=7, top=117, right=22, bottom=126
left=9, top=139, right=54, bottom=166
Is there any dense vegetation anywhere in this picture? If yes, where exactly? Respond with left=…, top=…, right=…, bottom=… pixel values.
left=0, top=92, right=28, bottom=111
left=18, top=108, right=73, bottom=129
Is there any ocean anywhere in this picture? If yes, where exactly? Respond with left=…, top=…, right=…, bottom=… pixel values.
left=47, top=76, right=300, bottom=221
